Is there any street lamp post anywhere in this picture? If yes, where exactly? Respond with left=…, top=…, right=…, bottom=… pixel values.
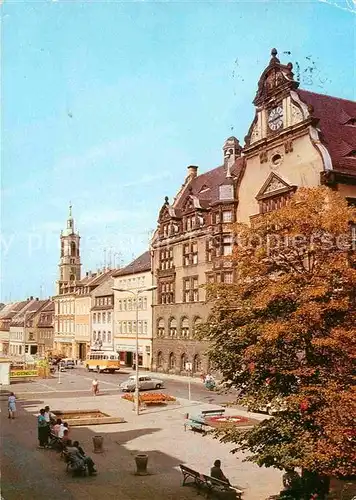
left=112, top=285, right=156, bottom=416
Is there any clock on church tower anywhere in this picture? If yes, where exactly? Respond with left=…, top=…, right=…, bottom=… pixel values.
left=268, top=106, right=283, bottom=131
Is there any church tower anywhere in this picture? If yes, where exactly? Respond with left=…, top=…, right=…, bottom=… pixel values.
left=57, top=205, right=81, bottom=294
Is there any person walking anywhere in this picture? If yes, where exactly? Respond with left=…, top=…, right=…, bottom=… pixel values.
left=92, top=378, right=99, bottom=396
left=8, top=392, right=16, bottom=419
left=37, top=409, right=49, bottom=448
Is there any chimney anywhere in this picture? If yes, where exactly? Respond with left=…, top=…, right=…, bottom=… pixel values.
left=30, top=296, right=34, bottom=300
left=36, top=297, right=39, bottom=301
left=187, top=165, right=198, bottom=180
left=86, top=271, right=89, bottom=277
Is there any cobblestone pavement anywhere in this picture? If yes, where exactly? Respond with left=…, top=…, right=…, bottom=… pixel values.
left=1, top=386, right=283, bottom=500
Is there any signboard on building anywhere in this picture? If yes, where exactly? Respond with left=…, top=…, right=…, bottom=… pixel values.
left=10, top=369, right=38, bottom=378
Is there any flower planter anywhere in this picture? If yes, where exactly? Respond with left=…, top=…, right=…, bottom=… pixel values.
left=135, top=454, right=148, bottom=475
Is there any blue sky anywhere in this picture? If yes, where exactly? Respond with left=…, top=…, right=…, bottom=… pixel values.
left=1, top=0, right=355, bottom=301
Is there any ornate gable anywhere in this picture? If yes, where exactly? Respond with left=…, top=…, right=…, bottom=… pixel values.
left=158, top=197, right=171, bottom=222
left=182, top=194, right=195, bottom=213
left=253, top=48, right=299, bottom=107
left=256, top=172, right=295, bottom=200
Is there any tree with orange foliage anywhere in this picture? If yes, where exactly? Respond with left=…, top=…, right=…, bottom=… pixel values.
left=198, top=187, right=356, bottom=497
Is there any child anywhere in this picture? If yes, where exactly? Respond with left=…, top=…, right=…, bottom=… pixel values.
left=8, top=392, right=16, bottom=419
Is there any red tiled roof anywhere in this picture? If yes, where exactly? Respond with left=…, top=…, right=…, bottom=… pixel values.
left=174, top=158, right=245, bottom=210
left=297, top=89, right=356, bottom=176
left=113, top=251, right=151, bottom=277
left=11, top=299, right=50, bottom=326
left=0, top=301, right=29, bottom=320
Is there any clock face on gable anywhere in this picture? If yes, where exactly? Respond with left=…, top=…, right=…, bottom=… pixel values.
left=268, top=106, right=283, bottom=131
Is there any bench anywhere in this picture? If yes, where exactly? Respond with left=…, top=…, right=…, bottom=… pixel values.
left=179, top=464, right=243, bottom=499
left=204, top=474, right=243, bottom=499
left=201, top=409, right=225, bottom=417
left=184, top=416, right=210, bottom=434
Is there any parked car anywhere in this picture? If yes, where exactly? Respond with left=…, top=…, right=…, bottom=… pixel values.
left=62, top=358, right=75, bottom=369
left=120, top=375, right=164, bottom=392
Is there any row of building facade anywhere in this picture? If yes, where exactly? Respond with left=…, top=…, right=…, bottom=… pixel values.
left=1, top=49, right=355, bottom=373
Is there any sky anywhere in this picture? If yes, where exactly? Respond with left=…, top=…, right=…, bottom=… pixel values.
left=1, top=0, right=355, bottom=301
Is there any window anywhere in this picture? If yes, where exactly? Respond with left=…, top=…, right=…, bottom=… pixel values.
left=181, top=317, right=190, bottom=338
left=223, top=271, right=233, bottom=284
left=102, top=312, right=106, bottom=323
left=169, top=318, right=177, bottom=337
left=97, top=312, right=101, bottom=323
left=223, top=234, right=233, bottom=256
left=132, top=321, right=136, bottom=334
left=215, top=212, right=221, bottom=224
left=93, top=313, right=97, bottom=323
left=107, top=312, right=111, bottom=323
left=102, top=331, right=107, bottom=343
left=157, top=318, right=165, bottom=337
left=169, top=352, right=176, bottom=369
left=259, top=193, right=292, bottom=214
left=157, top=351, right=163, bottom=368
left=185, top=215, right=196, bottom=231
left=138, top=321, right=142, bottom=334
left=222, top=210, right=233, bottom=223
left=123, top=321, right=127, bottom=334
left=107, top=332, right=111, bottom=344
left=183, top=241, right=198, bottom=266
left=159, top=279, right=174, bottom=304
left=159, top=247, right=174, bottom=270
left=138, top=297, right=142, bottom=310
left=183, top=277, right=199, bottom=302
left=143, top=297, right=147, bottom=310
left=206, top=239, right=213, bottom=262
left=123, top=300, right=127, bottom=311
left=128, top=322, right=132, bottom=334
left=193, top=278, right=199, bottom=301
left=143, top=321, right=148, bottom=334
left=192, top=242, right=198, bottom=264
left=128, top=299, right=132, bottom=311
left=183, top=278, right=191, bottom=303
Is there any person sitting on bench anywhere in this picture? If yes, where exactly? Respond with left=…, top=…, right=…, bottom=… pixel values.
left=66, top=441, right=97, bottom=475
left=210, top=459, right=230, bottom=485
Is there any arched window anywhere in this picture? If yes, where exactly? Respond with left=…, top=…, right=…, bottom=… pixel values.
left=157, top=318, right=165, bottom=337
left=181, top=317, right=190, bottom=338
left=193, top=317, right=202, bottom=338
left=169, top=352, right=176, bottom=369
left=193, top=354, right=202, bottom=373
left=169, top=318, right=177, bottom=337
left=70, top=242, right=76, bottom=257
left=157, top=351, right=163, bottom=368
left=70, top=274, right=75, bottom=282
left=180, top=353, right=187, bottom=371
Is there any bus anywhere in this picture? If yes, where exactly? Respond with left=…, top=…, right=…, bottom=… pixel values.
left=85, top=351, right=121, bottom=373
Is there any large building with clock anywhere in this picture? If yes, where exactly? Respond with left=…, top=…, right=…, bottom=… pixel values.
left=150, top=48, right=356, bottom=375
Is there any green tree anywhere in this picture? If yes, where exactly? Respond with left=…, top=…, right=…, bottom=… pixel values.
left=199, top=187, right=356, bottom=487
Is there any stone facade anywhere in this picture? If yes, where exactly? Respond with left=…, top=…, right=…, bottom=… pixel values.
left=150, top=48, right=356, bottom=376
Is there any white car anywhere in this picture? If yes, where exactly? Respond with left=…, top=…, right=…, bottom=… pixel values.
left=120, top=375, right=164, bottom=392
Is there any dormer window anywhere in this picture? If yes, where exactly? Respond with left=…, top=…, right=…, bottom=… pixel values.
left=346, top=118, right=356, bottom=127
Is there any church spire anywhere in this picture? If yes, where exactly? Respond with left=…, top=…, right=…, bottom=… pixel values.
left=66, top=202, right=74, bottom=234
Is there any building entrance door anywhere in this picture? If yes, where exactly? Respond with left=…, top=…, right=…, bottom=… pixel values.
left=126, top=352, right=133, bottom=366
